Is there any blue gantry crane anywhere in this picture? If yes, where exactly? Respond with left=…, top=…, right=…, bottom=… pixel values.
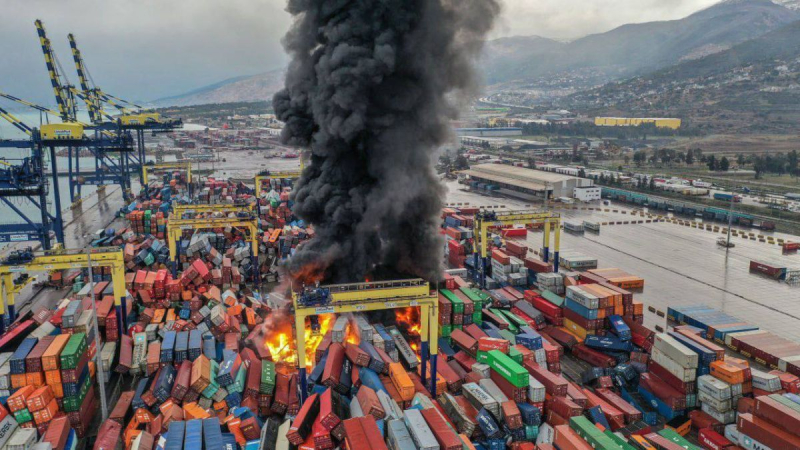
left=34, top=19, right=138, bottom=206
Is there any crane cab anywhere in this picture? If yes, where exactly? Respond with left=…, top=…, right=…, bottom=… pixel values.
left=40, top=123, right=84, bottom=142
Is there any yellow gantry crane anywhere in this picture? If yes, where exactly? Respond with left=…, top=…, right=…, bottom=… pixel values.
left=0, top=247, right=128, bottom=334
left=472, top=209, right=562, bottom=288
left=165, top=216, right=260, bottom=282
left=171, top=203, right=255, bottom=220
left=291, top=278, right=439, bottom=401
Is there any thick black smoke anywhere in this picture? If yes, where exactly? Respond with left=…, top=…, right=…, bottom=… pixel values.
left=274, top=0, right=500, bottom=283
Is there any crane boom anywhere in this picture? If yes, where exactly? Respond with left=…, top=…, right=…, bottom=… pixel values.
left=0, top=106, right=33, bottom=136
left=34, top=19, right=77, bottom=122
left=0, top=90, right=61, bottom=117
left=67, top=33, right=105, bottom=123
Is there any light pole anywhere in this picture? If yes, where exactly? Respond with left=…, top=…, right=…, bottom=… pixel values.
left=86, top=249, right=109, bottom=420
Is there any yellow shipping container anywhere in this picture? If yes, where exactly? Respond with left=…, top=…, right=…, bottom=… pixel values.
left=595, top=117, right=680, bottom=129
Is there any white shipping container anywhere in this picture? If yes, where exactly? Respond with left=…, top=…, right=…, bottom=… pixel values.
left=698, top=390, right=732, bottom=412
left=654, top=334, right=699, bottom=369
left=536, top=423, right=556, bottom=445
left=565, top=286, right=599, bottom=309
left=750, top=368, right=782, bottom=392
left=528, top=375, right=546, bottom=403
left=738, top=432, right=773, bottom=450
left=701, top=402, right=736, bottom=424
left=697, top=375, right=732, bottom=401
left=472, top=363, right=491, bottom=379
left=0, top=416, right=18, bottom=449
left=650, top=348, right=697, bottom=382
left=5, top=428, right=37, bottom=450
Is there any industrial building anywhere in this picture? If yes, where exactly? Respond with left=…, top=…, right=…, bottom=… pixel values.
left=594, top=117, right=681, bottom=129
left=461, top=163, right=594, bottom=201
left=574, top=185, right=602, bottom=202
left=455, top=127, right=523, bottom=137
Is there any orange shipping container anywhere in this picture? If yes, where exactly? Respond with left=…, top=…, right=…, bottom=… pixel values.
left=32, top=398, right=59, bottom=425
left=26, top=386, right=55, bottom=412
left=388, top=363, right=414, bottom=401
left=710, top=360, right=746, bottom=385
left=7, top=386, right=34, bottom=412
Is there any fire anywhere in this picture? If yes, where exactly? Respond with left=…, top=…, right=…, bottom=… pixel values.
left=264, top=314, right=334, bottom=369
left=290, top=262, right=326, bottom=289
left=395, top=307, right=421, bottom=336
left=395, top=307, right=422, bottom=357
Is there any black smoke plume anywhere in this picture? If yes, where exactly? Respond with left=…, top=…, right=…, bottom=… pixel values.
left=274, top=0, right=500, bottom=283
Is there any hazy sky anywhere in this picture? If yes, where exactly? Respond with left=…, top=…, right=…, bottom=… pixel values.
left=0, top=0, right=720, bottom=105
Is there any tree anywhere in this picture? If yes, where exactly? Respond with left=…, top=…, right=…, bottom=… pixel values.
left=789, top=150, right=799, bottom=176
left=624, top=155, right=630, bottom=165
left=439, top=152, right=452, bottom=167
left=633, top=151, right=647, bottom=167
left=526, top=157, right=535, bottom=169
left=707, top=155, right=717, bottom=171
left=649, top=178, right=656, bottom=190
left=578, top=168, right=586, bottom=178
left=686, top=149, right=694, bottom=165
left=454, top=155, right=469, bottom=170
left=719, top=157, right=730, bottom=172
left=737, top=153, right=745, bottom=167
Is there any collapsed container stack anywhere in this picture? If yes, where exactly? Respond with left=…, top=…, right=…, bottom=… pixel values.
left=196, top=178, right=252, bottom=205
left=141, top=169, right=192, bottom=202
left=441, top=209, right=475, bottom=269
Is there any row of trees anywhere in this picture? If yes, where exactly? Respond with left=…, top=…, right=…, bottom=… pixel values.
left=629, top=148, right=707, bottom=167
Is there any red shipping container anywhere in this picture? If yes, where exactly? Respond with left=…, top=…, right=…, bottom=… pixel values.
left=698, top=428, right=733, bottom=450
left=738, top=413, right=800, bottom=450
left=421, top=408, right=462, bottom=450
left=754, top=395, right=800, bottom=433
left=478, top=337, right=510, bottom=353
left=524, top=361, right=567, bottom=396
left=546, top=395, right=582, bottom=418
left=640, top=373, right=686, bottom=410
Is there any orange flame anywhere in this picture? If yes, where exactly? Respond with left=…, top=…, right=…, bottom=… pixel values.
left=395, top=307, right=422, bottom=357
left=289, top=262, right=326, bottom=289
left=264, top=314, right=334, bottom=369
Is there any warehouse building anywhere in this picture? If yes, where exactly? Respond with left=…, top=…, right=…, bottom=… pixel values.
left=461, top=163, right=594, bottom=201
left=594, top=117, right=681, bottom=129
left=574, top=186, right=601, bottom=202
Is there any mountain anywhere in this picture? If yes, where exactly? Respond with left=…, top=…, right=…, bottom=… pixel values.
left=154, top=69, right=285, bottom=107
left=562, top=19, right=800, bottom=133
left=774, top=0, right=800, bottom=9
left=484, top=0, right=799, bottom=87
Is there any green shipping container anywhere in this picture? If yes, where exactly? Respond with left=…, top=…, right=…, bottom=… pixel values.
left=569, top=416, right=620, bottom=449
left=541, top=290, right=564, bottom=307
left=261, top=360, right=276, bottom=394
left=439, top=325, right=453, bottom=338
left=499, top=309, right=529, bottom=329
left=472, top=312, right=483, bottom=326
left=13, top=408, right=32, bottom=424
left=60, top=333, right=88, bottom=370
left=485, top=350, right=528, bottom=388
left=63, top=376, right=91, bottom=412
left=657, top=428, right=702, bottom=450
left=525, top=425, right=538, bottom=441
left=440, top=290, right=464, bottom=314
left=508, top=346, right=523, bottom=364
left=604, top=430, right=636, bottom=450
left=476, top=351, right=489, bottom=364
left=231, top=365, right=247, bottom=394
left=499, top=329, right=517, bottom=345
left=489, top=309, right=517, bottom=333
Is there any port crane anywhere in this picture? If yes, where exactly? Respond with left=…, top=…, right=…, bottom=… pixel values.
left=0, top=247, right=127, bottom=334
left=472, top=209, right=562, bottom=288
left=67, top=32, right=183, bottom=187
left=291, top=279, right=439, bottom=402
left=0, top=89, right=136, bottom=249
left=34, top=20, right=139, bottom=206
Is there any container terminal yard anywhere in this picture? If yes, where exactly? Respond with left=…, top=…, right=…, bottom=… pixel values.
left=2, top=10, right=800, bottom=450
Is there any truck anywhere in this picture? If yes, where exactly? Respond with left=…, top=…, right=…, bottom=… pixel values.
left=713, top=192, right=741, bottom=203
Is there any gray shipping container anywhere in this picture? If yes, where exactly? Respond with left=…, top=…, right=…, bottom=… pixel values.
left=697, top=375, right=732, bottom=401
left=387, top=419, right=417, bottom=450
left=403, top=409, right=439, bottom=450
left=462, top=382, right=499, bottom=417
left=750, top=368, right=782, bottom=392
left=479, top=379, right=509, bottom=404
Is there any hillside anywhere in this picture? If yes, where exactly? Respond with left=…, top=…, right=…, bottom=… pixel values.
left=155, top=69, right=285, bottom=107
left=563, top=20, right=800, bottom=133
left=484, top=0, right=798, bottom=88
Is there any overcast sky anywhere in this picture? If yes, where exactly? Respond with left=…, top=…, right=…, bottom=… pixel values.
left=0, top=0, right=719, bottom=106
